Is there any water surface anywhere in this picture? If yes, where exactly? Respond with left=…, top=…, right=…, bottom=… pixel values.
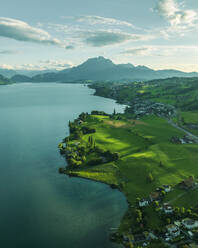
left=0, top=83, right=127, bottom=248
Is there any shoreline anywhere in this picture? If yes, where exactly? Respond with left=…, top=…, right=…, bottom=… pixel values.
left=59, top=105, right=130, bottom=247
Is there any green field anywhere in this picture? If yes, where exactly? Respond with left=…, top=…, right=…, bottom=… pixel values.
left=65, top=114, right=198, bottom=206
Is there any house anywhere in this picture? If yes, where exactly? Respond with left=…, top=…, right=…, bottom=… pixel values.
left=166, top=224, right=180, bottom=237
left=150, top=192, right=160, bottom=202
left=139, top=199, right=149, bottom=207
left=133, top=232, right=149, bottom=244
left=188, top=231, right=194, bottom=238
left=163, top=203, right=174, bottom=214
left=77, top=120, right=84, bottom=125
left=182, top=218, right=198, bottom=229
left=174, top=221, right=181, bottom=227
left=179, top=176, right=196, bottom=190
left=163, top=185, right=171, bottom=193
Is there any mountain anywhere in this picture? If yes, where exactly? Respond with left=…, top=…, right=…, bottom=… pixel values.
left=11, top=57, right=198, bottom=82
left=11, top=74, right=32, bottom=82
left=16, top=69, right=58, bottom=77
left=0, top=74, right=11, bottom=85
left=0, top=68, right=58, bottom=79
left=0, top=69, right=16, bottom=78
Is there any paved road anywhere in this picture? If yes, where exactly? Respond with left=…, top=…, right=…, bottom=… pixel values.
left=167, top=119, right=198, bottom=143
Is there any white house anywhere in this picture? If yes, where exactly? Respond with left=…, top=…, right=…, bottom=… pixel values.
left=174, top=221, right=181, bottom=227
left=182, top=218, right=198, bottom=229
left=163, top=185, right=172, bottom=193
left=166, top=224, right=180, bottom=237
left=139, top=199, right=149, bottom=207
left=163, top=203, right=174, bottom=214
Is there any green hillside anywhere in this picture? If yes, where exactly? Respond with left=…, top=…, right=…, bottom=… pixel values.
left=62, top=114, right=198, bottom=204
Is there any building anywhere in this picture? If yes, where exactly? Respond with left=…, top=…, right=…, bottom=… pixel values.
left=163, top=203, right=174, bottom=214
left=182, top=218, right=198, bottom=229
left=179, top=176, right=196, bottom=190
left=139, top=199, right=149, bottom=207
left=163, top=185, right=171, bottom=193
left=166, top=224, right=180, bottom=237
left=150, top=192, right=160, bottom=202
left=174, top=221, right=181, bottom=227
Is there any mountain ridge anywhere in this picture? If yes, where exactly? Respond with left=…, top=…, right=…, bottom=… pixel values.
left=8, top=56, right=198, bottom=82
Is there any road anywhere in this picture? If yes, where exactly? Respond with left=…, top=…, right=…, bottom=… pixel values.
left=167, top=119, right=198, bottom=143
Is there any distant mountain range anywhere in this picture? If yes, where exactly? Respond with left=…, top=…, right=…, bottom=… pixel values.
left=0, top=74, right=11, bottom=85
left=0, top=69, right=58, bottom=78
left=2, top=56, right=198, bottom=83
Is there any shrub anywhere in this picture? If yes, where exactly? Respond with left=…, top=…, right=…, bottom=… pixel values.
left=147, top=173, right=154, bottom=183
left=87, top=158, right=103, bottom=166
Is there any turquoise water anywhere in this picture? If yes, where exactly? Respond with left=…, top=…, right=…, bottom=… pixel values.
left=0, top=83, right=127, bottom=248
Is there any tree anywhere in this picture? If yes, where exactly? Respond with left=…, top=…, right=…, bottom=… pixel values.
left=135, top=209, right=142, bottom=220
left=187, top=209, right=192, bottom=216
left=147, top=173, right=154, bottom=183
left=154, top=201, right=159, bottom=208
left=136, top=197, right=141, bottom=205
left=161, top=190, right=166, bottom=197
left=112, top=152, right=120, bottom=161
left=166, top=218, right=171, bottom=224
left=175, top=207, right=180, bottom=217
left=181, top=207, right=185, bottom=215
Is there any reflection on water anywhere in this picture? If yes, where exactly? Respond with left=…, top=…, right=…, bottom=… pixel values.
left=0, top=83, right=127, bottom=248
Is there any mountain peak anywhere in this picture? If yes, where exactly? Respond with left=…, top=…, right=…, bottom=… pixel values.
left=76, top=56, right=115, bottom=71
left=85, top=56, right=114, bottom=65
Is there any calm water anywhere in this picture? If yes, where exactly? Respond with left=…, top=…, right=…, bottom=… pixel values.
left=0, top=83, right=127, bottom=248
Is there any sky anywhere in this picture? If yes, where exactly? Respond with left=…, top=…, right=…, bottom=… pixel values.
left=1, top=0, right=198, bottom=72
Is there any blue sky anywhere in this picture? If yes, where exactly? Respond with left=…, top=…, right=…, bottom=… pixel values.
left=1, top=0, right=198, bottom=72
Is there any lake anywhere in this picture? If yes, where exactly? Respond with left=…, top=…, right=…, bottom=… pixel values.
left=0, top=83, right=127, bottom=248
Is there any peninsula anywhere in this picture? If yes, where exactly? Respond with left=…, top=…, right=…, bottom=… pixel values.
left=59, top=79, right=198, bottom=248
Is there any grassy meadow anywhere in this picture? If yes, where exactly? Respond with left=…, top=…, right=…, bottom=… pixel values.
left=66, top=114, right=198, bottom=207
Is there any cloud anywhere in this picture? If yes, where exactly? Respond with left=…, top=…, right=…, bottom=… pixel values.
left=0, top=64, right=14, bottom=70
left=0, top=17, right=62, bottom=46
left=154, top=0, right=198, bottom=28
left=65, top=45, right=75, bottom=50
left=121, top=45, right=198, bottom=58
left=0, top=50, right=18, bottom=55
left=0, top=60, right=74, bottom=71
left=38, top=59, right=74, bottom=70
left=63, top=15, right=137, bottom=28
left=81, top=30, right=153, bottom=47
left=121, top=47, right=155, bottom=56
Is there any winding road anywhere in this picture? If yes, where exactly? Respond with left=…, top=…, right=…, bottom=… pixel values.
left=167, top=118, right=198, bottom=143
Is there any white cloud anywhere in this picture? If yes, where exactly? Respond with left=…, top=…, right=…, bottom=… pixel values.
left=63, top=15, right=137, bottom=28
left=80, top=30, right=153, bottom=47
left=0, top=64, right=15, bottom=70
left=121, top=45, right=198, bottom=58
left=39, top=59, right=74, bottom=70
left=0, top=60, right=74, bottom=71
left=155, top=0, right=198, bottom=28
left=49, top=22, right=153, bottom=48
left=0, top=17, right=62, bottom=46
left=121, top=47, right=155, bottom=56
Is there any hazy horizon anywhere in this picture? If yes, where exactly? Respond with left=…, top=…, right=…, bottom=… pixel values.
left=1, top=0, right=198, bottom=72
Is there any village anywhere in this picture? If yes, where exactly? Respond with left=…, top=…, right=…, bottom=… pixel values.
left=120, top=176, right=198, bottom=248
left=59, top=110, right=198, bottom=248
left=171, top=135, right=196, bottom=145
left=126, top=99, right=198, bottom=145
left=127, top=100, right=177, bottom=119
